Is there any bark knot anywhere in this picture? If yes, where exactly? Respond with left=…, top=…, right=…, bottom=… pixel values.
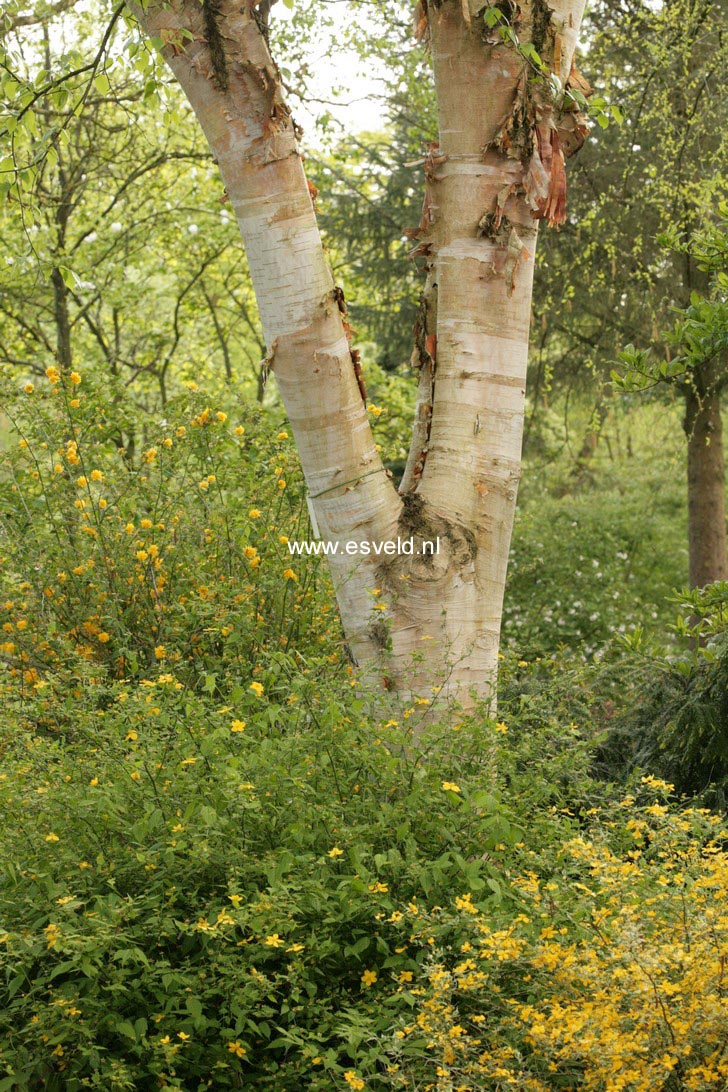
left=376, top=493, right=477, bottom=588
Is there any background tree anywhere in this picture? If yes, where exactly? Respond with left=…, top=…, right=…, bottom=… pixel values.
left=0, top=12, right=268, bottom=435
left=616, top=212, right=728, bottom=587
left=530, top=0, right=726, bottom=490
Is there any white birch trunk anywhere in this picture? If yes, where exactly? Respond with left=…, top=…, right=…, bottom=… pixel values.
left=393, top=0, right=588, bottom=701
left=132, top=0, right=404, bottom=671
left=131, top=0, right=588, bottom=711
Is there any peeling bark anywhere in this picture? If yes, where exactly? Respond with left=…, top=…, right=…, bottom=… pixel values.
left=397, top=0, right=587, bottom=699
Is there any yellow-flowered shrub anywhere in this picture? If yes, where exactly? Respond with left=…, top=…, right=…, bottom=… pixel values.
left=0, top=369, right=339, bottom=708
left=387, top=784, right=728, bottom=1091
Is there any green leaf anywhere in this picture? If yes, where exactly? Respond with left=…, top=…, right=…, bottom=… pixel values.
left=58, top=266, right=77, bottom=289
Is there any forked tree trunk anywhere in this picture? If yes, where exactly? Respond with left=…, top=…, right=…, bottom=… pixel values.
left=133, top=0, right=587, bottom=707
left=684, top=378, right=728, bottom=588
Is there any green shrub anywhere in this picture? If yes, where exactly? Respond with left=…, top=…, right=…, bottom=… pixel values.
left=602, top=583, right=728, bottom=806
left=0, top=666, right=531, bottom=1090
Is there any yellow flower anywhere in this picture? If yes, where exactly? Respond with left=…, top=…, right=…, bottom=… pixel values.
left=286, top=943, right=305, bottom=953
left=125, top=729, right=138, bottom=742
left=141, top=518, right=152, bottom=529
left=441, top=781, right=461, bottom=793
left=98, top=498, right=107, bottom=509
left=344, top=1073, right=365, bottom=1091
left=277, top=479, right=286, bottom=489
left=243, top=546, right=258, bottom=560
left=234, top=426, right=245, bottom=436
left=89, top=777, right=99, bottom=787
left=98, top=632, right=110, bottom=643
left=76, top=476, right=88, bottom=488
left=361, top=969, right=377, bottom=987
left=249, top=681, right=264, bottom=697
left=154, top=645, right=166, bottom=659
left=44, top=923, right=61, bottom=948
left=45, top=366, right=60, bottom=383
left=228, top=1040, right=247, bottom=1057
left=125, top=523, right=135, bottom=534
left=495, top=721, right=509, bottom=734
left=90, top=469, right=103, bottom=482
left=249, top=508, right=261, bottom=518
left=130, top=771, right=141, bottom=781
left=231, top=719, right=246, bottom=733
left=283, top=568, right=298, bottom=582
left=24, top=382, right=34, bottom=393
left=69, top=397, right=80, bottom=408
left=69, top=371, right=82, bottom=384
left=177, top=1031, right=190, bottom=1041
left=216, top=411, right=228, bottom=423
left=328, top=846, right=344, bottom=858
left=264, top=934, right=284, bottom=947
left=45, top=832, right=60, bottom=843
left=277, top=430, right=288, bottom=439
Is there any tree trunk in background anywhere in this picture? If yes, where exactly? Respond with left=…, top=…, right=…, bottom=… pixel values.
left=573, top=395, right=609, bottom=476
left=684, top=379, right=728, bottom=587
left=133, top=0, right=587, bottom=708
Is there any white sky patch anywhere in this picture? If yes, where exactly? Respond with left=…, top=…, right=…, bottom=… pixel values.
left=274, top=1, right=390, bottom=137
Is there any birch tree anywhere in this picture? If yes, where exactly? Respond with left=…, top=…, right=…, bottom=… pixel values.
left=3, top=0, right=592, bottom=704
left=124, top=0, right=589, bottom=704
